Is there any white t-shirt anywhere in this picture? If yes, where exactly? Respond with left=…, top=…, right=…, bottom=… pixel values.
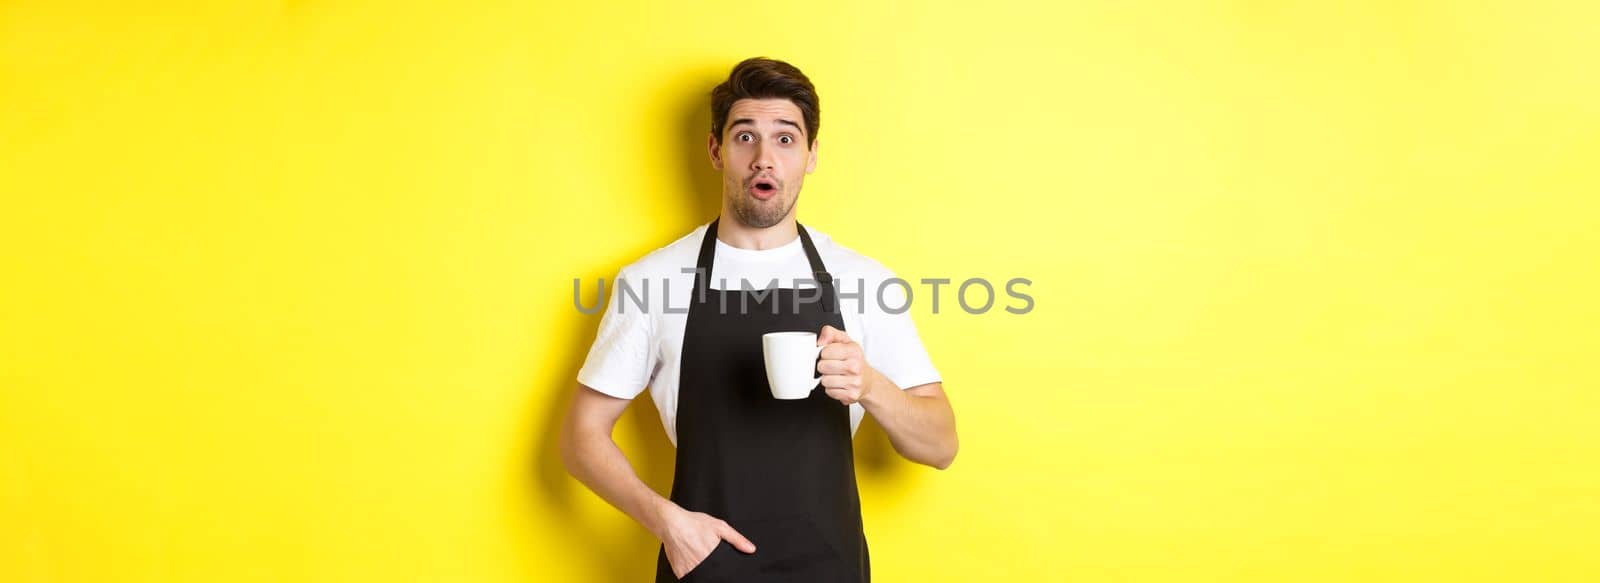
left=577, top=222, right=942, bottom=447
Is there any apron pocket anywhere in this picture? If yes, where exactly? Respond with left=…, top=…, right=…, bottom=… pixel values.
left=723, top=513, right=843, bottom=578
left=682, top=540, right=739, bottom=581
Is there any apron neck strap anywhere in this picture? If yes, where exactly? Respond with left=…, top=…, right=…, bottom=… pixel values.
left=694, top=218, right=720, bottom=293
left=794, top=222, right=832, bottom=287
left=692, top=217, right=836, bottom=297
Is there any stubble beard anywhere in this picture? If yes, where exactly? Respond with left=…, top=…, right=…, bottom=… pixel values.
left=726, top=176, right=796, bottom=229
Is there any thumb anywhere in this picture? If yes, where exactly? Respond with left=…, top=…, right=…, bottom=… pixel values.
left=719, top=524, right=757, bottom=554
left=817, top=325, right=849, bottom=346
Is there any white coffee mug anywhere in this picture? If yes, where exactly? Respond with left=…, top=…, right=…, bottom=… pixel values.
left=762, top=331, right=824, bottom=400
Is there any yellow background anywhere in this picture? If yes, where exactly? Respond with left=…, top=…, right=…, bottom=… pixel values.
left=3, top=1, right=1597, bottom=581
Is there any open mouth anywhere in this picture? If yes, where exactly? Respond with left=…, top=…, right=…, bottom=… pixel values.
left=749, top=178, right=778, bottom=199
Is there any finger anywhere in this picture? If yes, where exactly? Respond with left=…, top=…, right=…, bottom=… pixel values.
left=819, top=342, right=860, bottom=361
left=824, top=387, right=859, bottom=405
left=820, top=374, right=858, bottom=390
left=816, top=359, right=855, bottom=375
left=718, top=524, right=757, bottom=553
left=817, top=325, right=850, bottom=345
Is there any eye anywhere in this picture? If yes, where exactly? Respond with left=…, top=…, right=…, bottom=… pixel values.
left=779, top=135, right=793, bottom=144
left=737, top=132, right=754, bottom=142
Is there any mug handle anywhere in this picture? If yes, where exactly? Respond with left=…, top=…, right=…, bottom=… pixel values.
left=810, top=344, right=825, bottom=388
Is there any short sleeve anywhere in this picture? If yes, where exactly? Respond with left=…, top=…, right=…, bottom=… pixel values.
left=576, top=267, right=657, bottom=399
left=860, top=270, right=942, bottom=390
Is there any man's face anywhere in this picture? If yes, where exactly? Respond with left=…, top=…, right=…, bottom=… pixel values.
left=710, top=98, right=817, bottom=229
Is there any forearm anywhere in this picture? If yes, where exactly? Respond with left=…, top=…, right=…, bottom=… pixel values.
left=857, top=373, right=958, bottom=469
left=558, top=425, right=675, bottom=539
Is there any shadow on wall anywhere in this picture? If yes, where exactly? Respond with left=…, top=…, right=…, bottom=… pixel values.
left=676, top=66, right=725, bottom=225
left=526, top=66, right=908, bottom=583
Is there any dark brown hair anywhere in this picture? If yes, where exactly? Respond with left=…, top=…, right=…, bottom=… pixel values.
left=710, top=57, right=819, bottom=149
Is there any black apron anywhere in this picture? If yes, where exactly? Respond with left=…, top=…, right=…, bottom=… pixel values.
left=655, top=218, right=869, bottom=582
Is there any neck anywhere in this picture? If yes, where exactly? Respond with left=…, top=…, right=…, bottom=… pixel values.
left=716, top=207, right=799, bottom=251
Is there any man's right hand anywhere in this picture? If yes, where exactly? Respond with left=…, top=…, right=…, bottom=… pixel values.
left=560, top=386, right=756, bottom=578
left=654, top=504, right=757, bottom=579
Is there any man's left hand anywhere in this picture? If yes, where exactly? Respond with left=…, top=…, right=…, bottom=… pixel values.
left=816, top=325, right=877, bottom=406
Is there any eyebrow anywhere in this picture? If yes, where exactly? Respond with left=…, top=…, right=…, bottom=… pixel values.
left=728, top=117, right=805, bottom=137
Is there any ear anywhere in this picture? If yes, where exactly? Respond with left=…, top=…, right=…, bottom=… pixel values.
left=707, top=133, right=723, bottom=171
left=805, top=139, right=818, bottom=174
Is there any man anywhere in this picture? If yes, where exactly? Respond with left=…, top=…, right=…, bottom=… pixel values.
left=559, top=57, right=958, bottom=582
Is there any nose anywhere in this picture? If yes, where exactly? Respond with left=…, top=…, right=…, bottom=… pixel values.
left=749, top=143, right=774, bottom=172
